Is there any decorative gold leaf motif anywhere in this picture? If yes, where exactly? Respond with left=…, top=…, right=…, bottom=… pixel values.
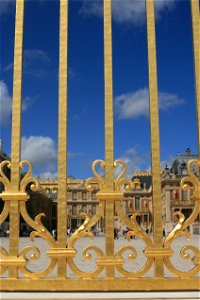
left=114, top=160, right=134, bottom=192
left=0, top=160, right=11, bottom=189
left=85, top=160, right=106, bottom=192
left=181, top=159, right=200, bottom=198
left=162, top=159, right=200, bottom=278
left=164, top=212, right=190, bottom=248
left=20, top=160, right=40, bottom=192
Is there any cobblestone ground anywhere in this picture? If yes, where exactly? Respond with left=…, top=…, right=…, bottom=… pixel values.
left=0, top=234, right=199, bottom=278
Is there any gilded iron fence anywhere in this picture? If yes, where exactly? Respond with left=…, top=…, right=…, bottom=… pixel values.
left=0, top=0, right=199, bottom=291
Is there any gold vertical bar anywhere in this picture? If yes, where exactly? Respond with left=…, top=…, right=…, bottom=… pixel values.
left=104, top=0, right=114, bottom=278
left=190, top=0, right=200, bottom=158
left=9, top=0, right=24, bottom=278
left=146, top=0, right=164, bottom=277
left=57, top=0, right=68, bottom=278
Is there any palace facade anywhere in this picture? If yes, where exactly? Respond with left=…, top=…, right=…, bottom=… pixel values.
left=0, top=147, right=199, bottom=234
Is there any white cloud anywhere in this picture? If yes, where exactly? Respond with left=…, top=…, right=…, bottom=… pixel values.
left=79, top=0, right=176, bottom=25
left=21, top=135, right=84, bottom=178
left=115, top=147, right=146, bottom=178
left=24, top=49, right=50, bottom=65
left=39, top=171, right=58, bottom=180
left=23, top=49, right=50, bottom=78
left=115, top=88, right=184, bottom=119
left=0, top=81, right=37, bottom=126
left=0, top=81, right=12, bottom=126
left=21, top=136, right=57, bottom=170
left=22, top=95, right=38, bottom=111
left=3, top=49, right=50, bottom=78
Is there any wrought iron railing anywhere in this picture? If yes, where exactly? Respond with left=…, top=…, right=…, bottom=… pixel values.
left=0, top=0, right=199, bottom=291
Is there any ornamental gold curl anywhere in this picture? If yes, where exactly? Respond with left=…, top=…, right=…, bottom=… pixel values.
left=180, top=245, right=200, bottom=264
left=181, top=159, right=200, bottom=197
left=115, top=245, right=154, bottom=278
left=19, top=202, right=58, bottom=278
left=20, top=201, right=57, bottom=246
left=116, top=246, right=137, bottom=261
left=0, top=160, right=11, bottom=190
left=82, top=246, right=104, bottom=261
left=68, top=212, right=94, bottom=249
left=85, top=160, right=106, bottom=192
left=163, top=242, right=200, bottom=278
left=66, top=203, right=105, bottom=278
left=163, top=210, right=200, bottom=277
left=20, top=160, right=40, bottom=192
left=114, top=160, right=134, bottom=191
left=164, top=211, right=190, bottom=248
left=19, top=246, right=40, bottom=261
left=67, top=245, right=105, bottom=278
left=19, top=245, right=57, bottom=279
left=19, top=257, right=57, bottom=279
left=115, top=201, right=153, bottom=247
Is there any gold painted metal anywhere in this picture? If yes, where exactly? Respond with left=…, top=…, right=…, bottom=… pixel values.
left=104, top=0, right=115, bottom=278
left=57, top=0, right=68, bottom=278
left=8, top=0, right=24, bottom=279
left=191, top=0, right=200, bottom=157
left=146, top=0, right=164, bottom=278
left=0, top=0, right=199, bottom=291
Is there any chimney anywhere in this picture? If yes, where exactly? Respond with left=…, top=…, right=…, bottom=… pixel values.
left=185, top=148, right=191, bottom=155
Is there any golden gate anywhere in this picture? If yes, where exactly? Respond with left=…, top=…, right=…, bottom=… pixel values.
left=0, top=0, right=199, bottom=291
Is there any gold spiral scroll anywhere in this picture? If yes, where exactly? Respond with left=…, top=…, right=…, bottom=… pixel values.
left=57, top=0, right=68, bottom=278
left=146, top=0, right=164, bottom=278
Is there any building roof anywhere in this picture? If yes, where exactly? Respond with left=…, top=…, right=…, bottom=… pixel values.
left=170, top=148, right=198, bottom=177
left=132, top=174, right=152, bottom=189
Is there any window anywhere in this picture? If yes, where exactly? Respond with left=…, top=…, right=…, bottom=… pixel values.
left=67, top=191, right=72, bottom=199
left=72, top=205, right=77, bottom=215
left=92, top=192, right=96, bottom=199
left=92, top=205, right=96, bottom=214
left=82, top=192, right=87, bottom=200
left=181, top=190, right=188, bottom=201
left=72, top=192, right=77, bottom=200
left=135, top=197, right=140, bottom=210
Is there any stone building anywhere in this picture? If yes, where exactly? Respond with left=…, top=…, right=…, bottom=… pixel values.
left=40, top=178, right=101, bottom=232
left=0, top=145, right=199, bottom=234
left=40, top=176, right=153, bottom=234
left=120, top=174, right=153, bottom=232
left=161, top=148, right=199, bottom=234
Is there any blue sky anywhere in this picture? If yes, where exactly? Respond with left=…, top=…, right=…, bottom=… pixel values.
left=0, top=0, right=198, bottom=179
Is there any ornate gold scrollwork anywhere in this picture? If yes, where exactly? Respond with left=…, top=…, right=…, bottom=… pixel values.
left=67, top=212, right=105, bottom=278
left=79, top=159, right=154, bottom=278
left=85, top=159, right=106, bottom=192
left=163, top=159, right=200, bottom=277
left=114, top=160, right=134, bottom=192
left=115, top=201, right=154, bottom=277
left=0, top=160, right=59, bottom=278
left=19, top=160, right=40, bottom=192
